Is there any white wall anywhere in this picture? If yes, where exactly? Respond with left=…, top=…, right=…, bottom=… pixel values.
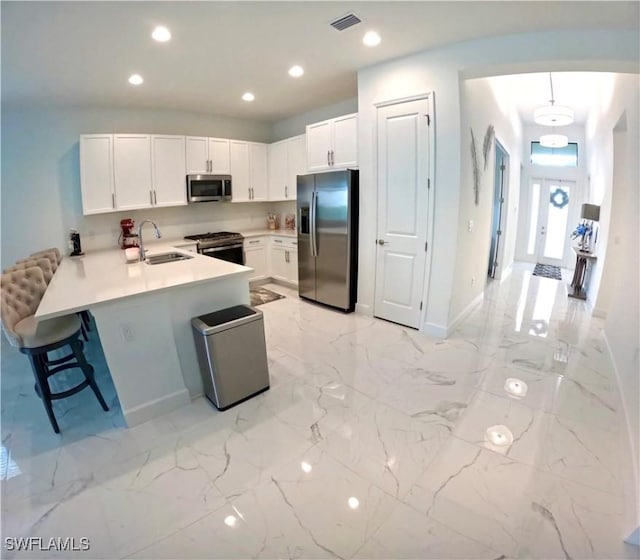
left=583, top=73, right=639, bottom=536
left=357, top=29, right=638, bottom=333
left=271, top=98, right=358, bottom=142
left=0, top=106, right=273, bottom=267
left=515, top=124, right=587, bottom=269
left=450, top=77, right=523, bottom=324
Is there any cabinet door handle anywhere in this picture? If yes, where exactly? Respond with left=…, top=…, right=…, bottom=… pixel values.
left=285, top=250, right=289, bottom=263
left=285, top=185, right=288, bottom=198
left=112, top=193, right=115, bottom=208
left=154, top=190, right=157, bottom=205
left=327, top=150, right=330, bottom=165
left=150, top=190, right=153, bottom=204
left=249, top=240, right=259, bottom=245
left=274, top=239, right=282, bottom=243
left=331, top=150, right=335, bottom=166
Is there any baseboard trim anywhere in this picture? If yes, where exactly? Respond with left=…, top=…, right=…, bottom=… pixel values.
left=123, top=388, right=191, bottom=428
left=421, top=322, right=448, bottom=338
left=448, top=291, right=485, bottom=335
left=499, top=262, right=513, bottom=283
left=355, top=302, right=373, bottom=316
left=270, top=278, right=298, bottom=290
left=602, top=329, right=640, bottom=532
left=592, top=305, right=607, bottom=319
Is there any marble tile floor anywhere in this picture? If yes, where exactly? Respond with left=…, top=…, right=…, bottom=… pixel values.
left=1, top=264, right=638, bottom=559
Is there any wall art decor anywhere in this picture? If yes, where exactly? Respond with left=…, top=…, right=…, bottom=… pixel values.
left=470, top=128, right=480, bottom=206
left=483, top=125, right=495, bottom=171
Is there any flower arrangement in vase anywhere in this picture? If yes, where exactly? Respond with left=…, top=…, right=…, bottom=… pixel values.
left=571, top=220, right=593, bottom=252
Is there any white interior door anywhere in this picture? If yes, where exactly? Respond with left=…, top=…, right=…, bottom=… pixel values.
left=374, top=98, right=430, bottom=329
left=526, top=178, right=575, bottom=266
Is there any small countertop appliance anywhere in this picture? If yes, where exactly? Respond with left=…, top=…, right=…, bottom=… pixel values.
left=120, top=218, right=139, bottom=249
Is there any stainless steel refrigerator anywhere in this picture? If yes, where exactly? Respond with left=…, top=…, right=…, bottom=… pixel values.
left=297, top=169, right=358, bottom=312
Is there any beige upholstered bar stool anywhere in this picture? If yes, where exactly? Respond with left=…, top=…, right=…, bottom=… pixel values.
left=30, top=247, right=62, bottom=268
left=18, top=247, right=92, bottom=337
left=4, top=257, right=54, bottom=283
left=0, top=266, right=108, bottom=433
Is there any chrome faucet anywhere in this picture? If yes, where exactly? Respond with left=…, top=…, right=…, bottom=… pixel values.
left=137, top=219, right=162, bottom=261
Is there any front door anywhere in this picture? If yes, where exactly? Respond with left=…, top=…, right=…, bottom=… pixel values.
left=526, top=178, right=575, bottom=266
left=374, top=97, right=430, bottom=328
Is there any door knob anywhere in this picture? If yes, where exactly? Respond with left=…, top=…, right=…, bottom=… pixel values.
left=377, top=239, right=388, bottom=245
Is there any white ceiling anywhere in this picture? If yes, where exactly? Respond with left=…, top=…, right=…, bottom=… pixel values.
left=485, top=72, right=619, bottom=126
left=1, top=1, right=638, bottom=123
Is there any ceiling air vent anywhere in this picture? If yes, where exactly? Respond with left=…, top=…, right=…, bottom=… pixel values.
left=330, top=13, right=362, bottom=31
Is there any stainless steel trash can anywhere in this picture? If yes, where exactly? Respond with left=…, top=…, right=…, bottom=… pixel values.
left=191, top=305, right=270, bottom=410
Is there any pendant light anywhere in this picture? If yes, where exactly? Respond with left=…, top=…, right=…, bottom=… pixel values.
left=534, top=73, right=574, bottom=126
left=539, top=133, right=569, bottom=148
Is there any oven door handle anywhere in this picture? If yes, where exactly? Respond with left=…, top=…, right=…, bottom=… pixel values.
left=200, top=243, right=244, bottom=253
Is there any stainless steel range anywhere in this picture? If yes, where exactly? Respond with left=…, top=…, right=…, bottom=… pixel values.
left=184, top=232, right=244, bottom=264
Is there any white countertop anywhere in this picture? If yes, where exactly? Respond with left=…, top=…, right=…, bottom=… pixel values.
left=241, top=228, right=297, bottom=238
left=36, top=244, right=252, bottom=320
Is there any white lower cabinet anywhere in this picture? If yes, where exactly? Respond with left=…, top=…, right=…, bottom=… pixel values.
left=269, top=237, right=298, bottom=285
left=243, top=237, right=268, bottom=281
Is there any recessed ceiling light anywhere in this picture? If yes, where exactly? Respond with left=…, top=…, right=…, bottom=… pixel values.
left=242, top=92, right=255, bottom=102
left=288, top=65, right=304, bottom=78
left=128, top=74, right=144, bottom=86
left=363, top=31, right=381, bottom=47
left=152, top=25, right=171, bottom=43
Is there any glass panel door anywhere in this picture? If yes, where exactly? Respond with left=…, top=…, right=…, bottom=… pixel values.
left=526, top=178, right=574, bottom=266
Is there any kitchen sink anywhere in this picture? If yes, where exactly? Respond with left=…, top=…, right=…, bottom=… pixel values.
left=145, top=252, right=194, bottom=265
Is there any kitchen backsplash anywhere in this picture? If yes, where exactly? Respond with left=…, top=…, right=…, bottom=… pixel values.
left=79, top=200, right=296, bottom=251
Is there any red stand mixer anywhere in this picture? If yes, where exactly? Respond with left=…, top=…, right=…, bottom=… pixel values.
left=119, top=218, right=139, bottom=249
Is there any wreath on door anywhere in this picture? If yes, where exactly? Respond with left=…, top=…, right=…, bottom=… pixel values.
left=550, top=187, right=569, bottom=209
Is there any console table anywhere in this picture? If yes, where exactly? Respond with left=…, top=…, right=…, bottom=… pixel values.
left=568, top=246, right=597, bottom=300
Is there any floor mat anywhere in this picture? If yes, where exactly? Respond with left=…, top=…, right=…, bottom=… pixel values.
left=532, top=263, right=562, bottom=280
left=250, top=287, right=285, bottom=307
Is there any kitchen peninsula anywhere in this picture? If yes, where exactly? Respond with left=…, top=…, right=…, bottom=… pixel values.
left=36, top=244, right=252, bottom=426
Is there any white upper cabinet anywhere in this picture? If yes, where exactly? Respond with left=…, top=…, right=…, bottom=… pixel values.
left=230, top=140, right=250, bottom=202
left=306, top=120, right=332, bottom=172
left=331, top=114, right=358, bottom=168
left=268, top=140, right=287, bottom=200
left=249, top=142, right=268, bottom=201
left=186, top=136, right=230, bottom=174
left=151, top=135, right=187, bottom=207
left=80, top=134, right=116, bottom=215
left=209, top=138, right=231, bottom=174
left=268, top=134, right=306, bottom=201
left=306, top=113, right=357, bottom=171
left=230, top=141, right=267, bottom=202
left=287, top=135, right=307, bottom=199
left=185, top=137, right=208, bottom=174
left=113, top=134, right=153, bottom=211
left=80, top=133, right=187, bottom=214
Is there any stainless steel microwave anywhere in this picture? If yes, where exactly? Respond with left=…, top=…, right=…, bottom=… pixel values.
left=187, top=174, right=232, bottom=203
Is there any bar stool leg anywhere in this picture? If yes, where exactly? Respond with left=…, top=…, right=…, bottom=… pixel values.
left=28, top=354, right=60, bottom=434
left=70, top=339, right=109, bottom=412
left=80, top=311, right=92, bottom=332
